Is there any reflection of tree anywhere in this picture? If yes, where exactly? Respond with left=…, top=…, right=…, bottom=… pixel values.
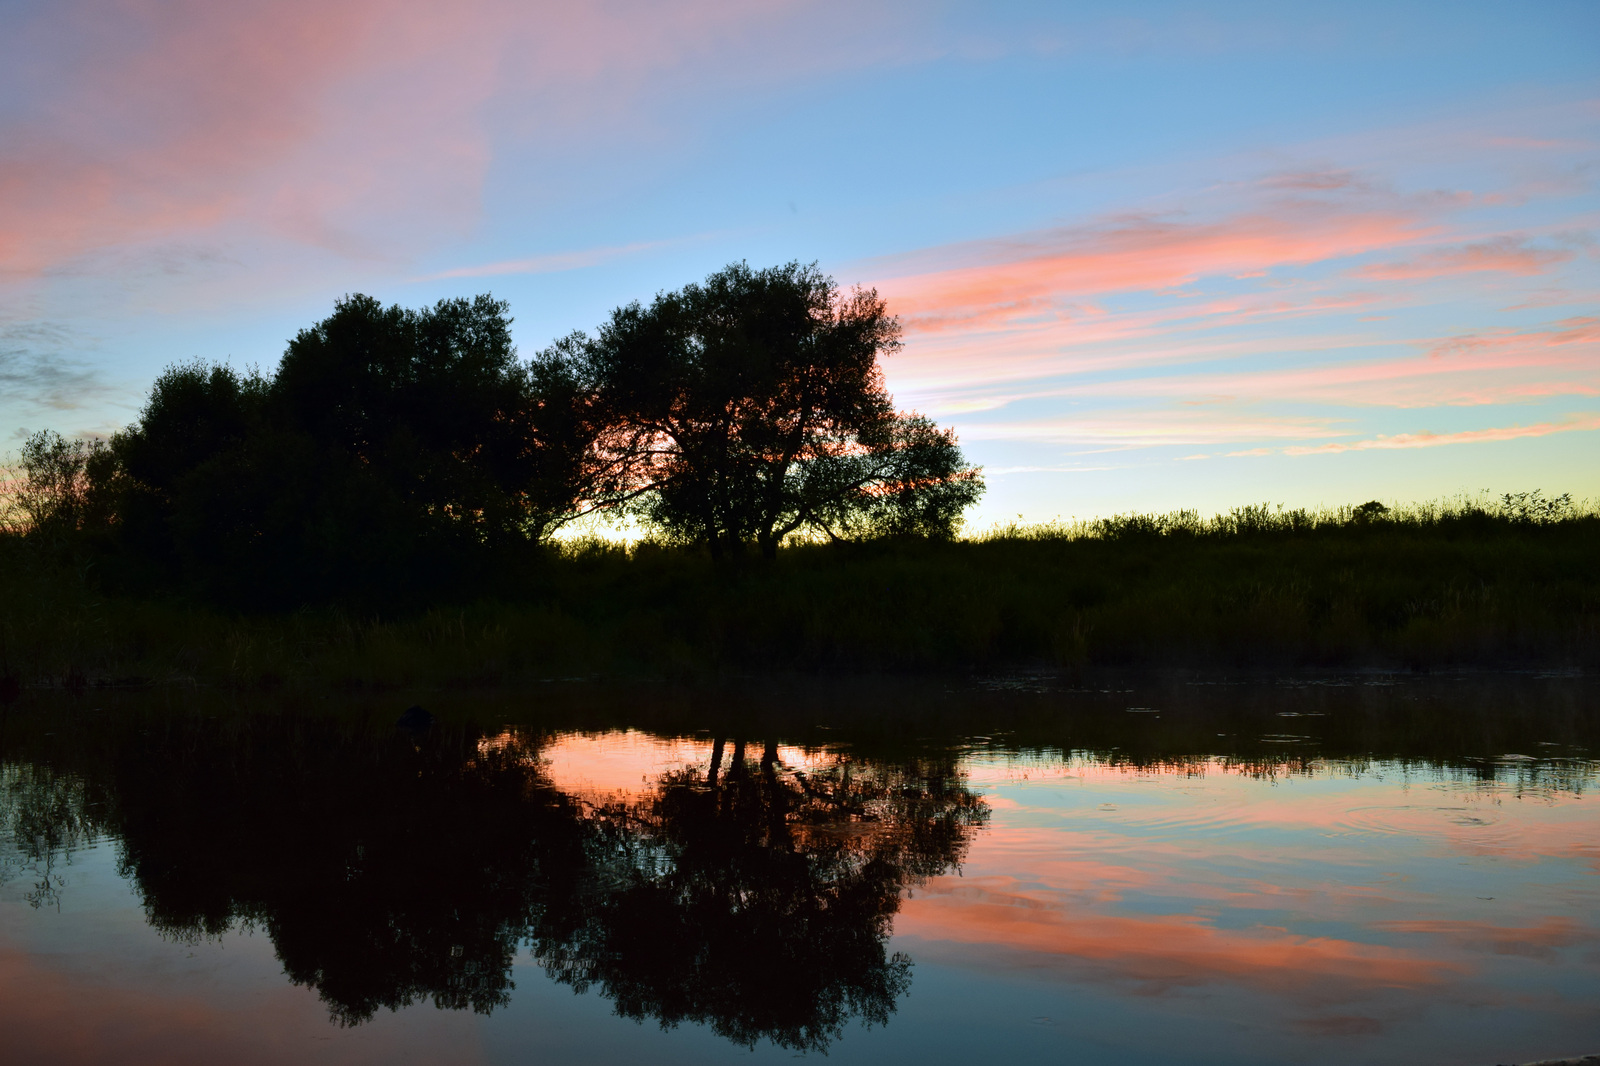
left=535, top=739, right=988, bottom=1051
left=6, top=719, right=985, bottom=1050
left=0, top=762, right=105, bottom=910
left=103, top=719, right=591, bottom=1024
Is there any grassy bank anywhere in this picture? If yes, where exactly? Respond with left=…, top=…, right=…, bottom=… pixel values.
left=3, top=498, right=1597, bottom=690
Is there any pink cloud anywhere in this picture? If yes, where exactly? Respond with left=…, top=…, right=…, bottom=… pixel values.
left=0, top=0, right=492, bottom=274
left=1022, top=317, right=1600, bottom=412
left=958, top=410, right=1346, bottom=448
left=1428, top=315, right=1600, bottom=359
left=875, top=204, right=1432, bottom=335
left=1358, top=236, right=1575, bottom=280
left=1281, top=412, right=1600, bottom=455
left=0, top=0, right=903, bottom=277
left=888, top=291, right=1395, bottom=398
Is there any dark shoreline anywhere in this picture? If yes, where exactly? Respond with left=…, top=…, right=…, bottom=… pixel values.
left=6, top=506, right=1597, bottom=692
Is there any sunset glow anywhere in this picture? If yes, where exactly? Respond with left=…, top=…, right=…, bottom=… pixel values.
left=2, top=1, right=1595, bottom=519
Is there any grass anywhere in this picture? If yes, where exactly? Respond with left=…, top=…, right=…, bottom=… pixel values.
left=2, top=495, right=1597, bottom=690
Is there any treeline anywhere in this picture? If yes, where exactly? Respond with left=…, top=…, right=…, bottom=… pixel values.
left=8, top=262, right=982, bottom=606
left=3, top=495, right=1596, bottom=687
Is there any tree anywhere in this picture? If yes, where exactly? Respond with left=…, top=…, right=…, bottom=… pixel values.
left=13, top=429, right=117, bottom=544
left=96, top=294, right=603, bottom=604
left=273, top=293, right=534, bottom=549
left=560, top=261, right=982, bottom=558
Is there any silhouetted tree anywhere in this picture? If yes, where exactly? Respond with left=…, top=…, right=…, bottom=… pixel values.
left=12, top=429, right=118, bottom=545
left=273, top=294, right=533, bottom=545
left=96, top=295, right=599, bottom=604
left=19, top=268, right=984, bottom=601
left=559, top=261, right=982, bottom=558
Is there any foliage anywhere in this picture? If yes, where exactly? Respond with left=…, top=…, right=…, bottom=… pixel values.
left=0, top=494, right=1594, bottom=686
left=12, top=265, right=981, bottom=603
left=552, top=261, right=982, bottom=557
left=99, top=299, right=574, bottom=606
left=12, top=430, right=117, bottom=544
left=1497, top=489, right=1573, bottom=524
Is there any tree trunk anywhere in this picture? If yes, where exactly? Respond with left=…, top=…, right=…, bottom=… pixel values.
left=707, top=737, right=725, bottom=787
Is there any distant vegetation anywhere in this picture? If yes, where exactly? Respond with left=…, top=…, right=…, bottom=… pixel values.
left=2, top=261, right=1596, bottom=687
left=1, top=490, right=1595, bottom=688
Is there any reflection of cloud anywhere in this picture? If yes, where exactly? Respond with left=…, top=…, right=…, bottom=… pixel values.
left=0, top=942, right=478, bottom=1064
left=898, top=879, right=1458, bottom=995
left=1367, top=918, right=1596, bottom=961
left=532, top=730, right=713, bottom=803
left=891, top=754, right=1600, bottom=1040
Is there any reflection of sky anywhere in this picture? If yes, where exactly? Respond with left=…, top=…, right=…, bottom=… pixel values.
left=895, top=753, right=1600, bottom=1057
left=2, top=732, right=1597, bottom=1064
left=3, top=2, right=1596, bottom=519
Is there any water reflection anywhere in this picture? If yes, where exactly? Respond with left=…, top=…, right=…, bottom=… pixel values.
left=0, top=763, right=100, bottom=911
left=0, top=677, right=1597, bottom=1063
left=538, top=736, right=986, bottom=1050
left=1, top=716, right=985, bottom=1049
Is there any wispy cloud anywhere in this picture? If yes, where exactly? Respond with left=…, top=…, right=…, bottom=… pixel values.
left=1282, top=413, right=1600, bottom=455
left=1357, top=235, right=1574, bottom=280
left=960, top=410, right=1345, bottom=448
left=0, top=318, right=118, bottom=438
left=416, top=239, right=679, bottom=281
left=874, top=198, right=1432, bottom=335
left=980, top=317, right=1600, bottom=412
left=0, top=0, right=913, bottom=278
left=859, top=131, right=1599, bottom=475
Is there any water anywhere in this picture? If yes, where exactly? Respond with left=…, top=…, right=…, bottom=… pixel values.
left=2, top=674, right=1596, bottom=1064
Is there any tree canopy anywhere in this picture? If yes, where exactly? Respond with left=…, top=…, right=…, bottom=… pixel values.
left=14, top=262, right=983, bottom=604
left=567, top=261, right=982, bottom=558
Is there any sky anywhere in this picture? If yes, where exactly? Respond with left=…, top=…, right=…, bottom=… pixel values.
left=2, top=0, right=1597, bottom=526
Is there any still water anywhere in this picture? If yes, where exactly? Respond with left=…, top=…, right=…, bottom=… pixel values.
left=2, top=674, right=1596, bottom=1064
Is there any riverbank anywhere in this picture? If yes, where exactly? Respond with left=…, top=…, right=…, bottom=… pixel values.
left=4, top=501, right=1596, bottom=691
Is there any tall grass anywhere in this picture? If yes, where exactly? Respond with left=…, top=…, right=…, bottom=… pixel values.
left=2, top=493, right=1595, bottom=689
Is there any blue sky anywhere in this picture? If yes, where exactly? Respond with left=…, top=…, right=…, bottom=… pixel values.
left=2, top=1, right=1596, bottom=525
